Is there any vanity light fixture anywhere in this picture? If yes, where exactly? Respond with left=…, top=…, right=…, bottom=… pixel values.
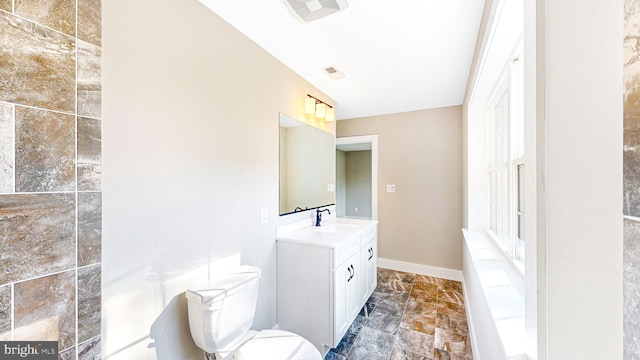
left=305, top=94, right=335, bottom=121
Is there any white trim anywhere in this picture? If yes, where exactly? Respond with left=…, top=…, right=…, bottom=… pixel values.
left=462, top=229, right=525, bottom=360
left=377, top=258, right=463, bottom=282
left=462, top=280, right=481, bottom=360
left=336, top=135, right=378, bottom=220
left=624, top=215, right=640, bottom=222
left=468, top=0, right=507, bottom=104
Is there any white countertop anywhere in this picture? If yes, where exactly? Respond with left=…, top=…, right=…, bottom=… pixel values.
left=276, top=218, right=378, bottom=248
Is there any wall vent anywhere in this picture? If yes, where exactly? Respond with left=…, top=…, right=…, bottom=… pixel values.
left=323, top=65, right=345, bottom=80
left=282, top=0, right=349, bottom=23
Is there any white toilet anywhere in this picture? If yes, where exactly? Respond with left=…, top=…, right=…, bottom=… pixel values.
left=186, top=265, right=322, bottom=360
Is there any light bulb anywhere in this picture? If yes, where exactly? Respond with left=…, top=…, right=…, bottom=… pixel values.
left=325, top=107, right=335, bottom=121
left=305, top=97, right=316, bottom=114
left=315, top=103, right=326, bottom=118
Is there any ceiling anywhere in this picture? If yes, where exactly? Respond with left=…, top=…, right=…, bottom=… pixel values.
left=198, top=0, right=486, bottom=120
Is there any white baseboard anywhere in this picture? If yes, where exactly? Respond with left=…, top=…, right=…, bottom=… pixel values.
left=377, top=258, right=463, bottom=282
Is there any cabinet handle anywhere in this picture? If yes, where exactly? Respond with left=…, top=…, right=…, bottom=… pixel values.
left=347, top=265, right=353, bottom=282
left=368, top=248, right=373, bottom=261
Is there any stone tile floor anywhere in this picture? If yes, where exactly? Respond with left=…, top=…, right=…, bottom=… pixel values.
left=324, top=268, right=473, bottom=360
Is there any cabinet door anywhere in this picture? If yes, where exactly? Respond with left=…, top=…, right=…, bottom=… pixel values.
left=359, top=243, right=370, bottom=303
left=360, top=238, right=377, bottom=303
left=334, top=253, right=360, bottom=345
left=365, top=238, right=377, bottom=297
left=346, top=256, right=360, bottom=319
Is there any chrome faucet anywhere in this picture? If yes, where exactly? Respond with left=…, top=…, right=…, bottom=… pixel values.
left=315, top=208, right=331, bottom=226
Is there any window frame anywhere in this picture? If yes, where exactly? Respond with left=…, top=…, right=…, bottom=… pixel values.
left=486, top=43, right=525, bottom=269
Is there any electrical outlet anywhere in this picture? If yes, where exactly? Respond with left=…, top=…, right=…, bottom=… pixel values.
left=355, top=207, right=358, bottom=212
left=387, top=184, right=396, bottom=193
left=260, top=208, right=268, bottom=224
left=327, top=184, right=335, bottom=192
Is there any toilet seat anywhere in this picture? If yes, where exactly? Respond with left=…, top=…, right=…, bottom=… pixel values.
left=234, top=329, right=322, bottom=360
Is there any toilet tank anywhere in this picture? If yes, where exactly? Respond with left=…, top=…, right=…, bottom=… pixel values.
left=185, top=265, right=261, bottom=353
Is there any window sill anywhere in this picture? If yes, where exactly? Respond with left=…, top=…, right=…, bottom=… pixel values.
left=485, top=231, right=525, bottom=278
left=462, top=229, right=525, bottom=360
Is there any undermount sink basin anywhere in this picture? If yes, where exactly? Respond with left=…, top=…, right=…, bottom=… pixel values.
left=313, top=223, right=359, bottom=233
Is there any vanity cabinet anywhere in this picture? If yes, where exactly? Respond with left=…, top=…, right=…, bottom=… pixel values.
left=276, top=219, right=378, bottom=355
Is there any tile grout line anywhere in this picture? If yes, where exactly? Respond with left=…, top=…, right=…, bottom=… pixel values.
left=3, top=7, right=78, bottom=45
left=7, top=268, right=78, bottom=289
left=5, top=102, right=76, bottom=118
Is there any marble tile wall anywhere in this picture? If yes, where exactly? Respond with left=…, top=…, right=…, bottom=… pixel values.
left=0, top=285, right=10, bottom=341
left=78, top=192, right=102, bottom=267
left=78, top=265, right=101, bottom=343
left=0, top=0, right=10, bottom=12
left=77, top=40, right=101, bottom=120
left=624, top=220, right=640, bottom=357
left=0, top=2, right=102, bottom=359
left=0, top=12, right=75, bottom=113
left=0, top=194, right=76, bottom=284
left=77, top=0, right=101, bottom=47
left=625, top=1, right=640, bottom=358
left=14, top=0, right=75, bottom=36
left=77, top=116, right=101, bottom=191
left=15, top=107, right=76, bottom=192
left=0, top=103, right=13, bottom=193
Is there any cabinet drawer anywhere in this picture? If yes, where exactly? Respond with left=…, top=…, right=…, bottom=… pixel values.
left=360, top=226, right=377, bottom=246
left=335, top=236, right=360, bottom=267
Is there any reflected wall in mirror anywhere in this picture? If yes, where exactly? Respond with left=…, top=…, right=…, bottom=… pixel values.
left=279, top=113, right=335, bottom=215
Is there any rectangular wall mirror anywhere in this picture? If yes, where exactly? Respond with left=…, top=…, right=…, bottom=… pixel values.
left=279, top=113, right=335, bottom=215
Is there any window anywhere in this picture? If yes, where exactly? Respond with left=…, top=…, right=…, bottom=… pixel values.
left=488, top=88, right=510, bottom=249
left=487, top=46, right=525, bottom=265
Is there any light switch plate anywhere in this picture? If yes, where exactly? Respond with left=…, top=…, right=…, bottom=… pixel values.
left=327, top=184, right=335, bottom=192
left=387, top=184, right=396, bottom=193
left=260, top=208, right=268, bottom=223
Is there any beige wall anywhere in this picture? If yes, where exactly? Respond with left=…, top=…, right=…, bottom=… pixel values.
left=336, top=150, right=346, bottom=216
left=103, top=0, right=333, bottom=358
left=337, top=106, right=463, bottom=270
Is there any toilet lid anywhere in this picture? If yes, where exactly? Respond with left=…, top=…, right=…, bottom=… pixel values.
left=235, top=330, right=322, bottom=360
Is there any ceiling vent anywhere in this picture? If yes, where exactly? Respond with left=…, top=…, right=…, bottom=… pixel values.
left=282, top=0, right=349, bottom=23
left=323, top=65, right=345, bottom=80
